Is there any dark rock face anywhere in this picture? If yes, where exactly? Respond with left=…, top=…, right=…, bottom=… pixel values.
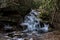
left=0, top=7, right=19, bottom=17
left=0, top=23, right=4, bottom=32
left=0, top=7, right=31, bottom=32
left=17, top=25, right=27, bottom=31
left=0, top=0, right=33, bottom=25
left=0, top=7, right=31, bottom=20
left=39, top=21, right=44, bottom=28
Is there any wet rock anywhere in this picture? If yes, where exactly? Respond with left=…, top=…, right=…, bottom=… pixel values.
left=38, top=31, right=60, bottom=40
left=7, top=33, right=14, bottom=38
left=0, top=31, right=60, bottom=40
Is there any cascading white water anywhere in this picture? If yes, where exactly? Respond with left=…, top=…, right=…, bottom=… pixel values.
left=1, top=9, right=49, bottom=40
left=21, top=9, right=49, bottom=33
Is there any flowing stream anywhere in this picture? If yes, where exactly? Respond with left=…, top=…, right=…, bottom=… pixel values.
left=21, top=9, right=49, bottom=33
left=1, top=9, right=49, bottom=40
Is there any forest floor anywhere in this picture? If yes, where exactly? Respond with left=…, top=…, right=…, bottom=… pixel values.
left=0, top=30, right=60, bottom=40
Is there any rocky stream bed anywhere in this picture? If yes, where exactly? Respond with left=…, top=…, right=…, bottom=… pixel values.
left=0, top=9, right=59, bottom=40
left=0, top=31, right=60, bottom=40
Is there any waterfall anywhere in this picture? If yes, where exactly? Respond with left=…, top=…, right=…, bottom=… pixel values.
left=20, top=9, right=49, bottom=33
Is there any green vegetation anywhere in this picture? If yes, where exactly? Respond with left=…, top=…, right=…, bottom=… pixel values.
left=0, top=0, right=58, bottom=23
left=31, top=1, right=40, bottom=9
left=37, top=0, right=57, bottom=23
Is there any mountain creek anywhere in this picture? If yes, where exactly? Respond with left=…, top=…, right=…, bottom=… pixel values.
left=0, top=30, right=60, bottom=40
left=0, top=9, right=59, bottom=40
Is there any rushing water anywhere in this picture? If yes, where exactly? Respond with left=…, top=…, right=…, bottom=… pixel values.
left=0, top=9, right=49, bottom=40
left=21, top=9, right=49, bottom=33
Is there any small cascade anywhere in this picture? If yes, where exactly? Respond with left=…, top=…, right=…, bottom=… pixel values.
left=20, top=9, right=49, bottom=33
left=0, top=9, right=49, bottom=40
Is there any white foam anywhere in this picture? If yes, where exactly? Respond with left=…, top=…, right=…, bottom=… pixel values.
left=21, top=9, right=49, bottom=33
